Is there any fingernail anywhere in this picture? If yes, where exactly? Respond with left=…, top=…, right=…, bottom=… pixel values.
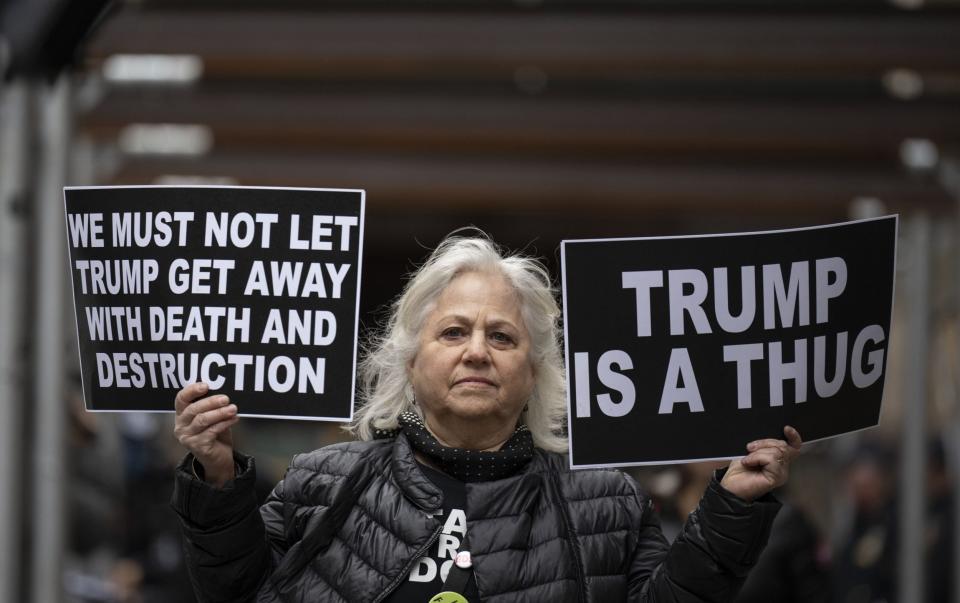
left=747, top=442, right=758, bottom=450
left=226, top=404, right=237, bottom=413
left=198, top=382, right=208, bottom=392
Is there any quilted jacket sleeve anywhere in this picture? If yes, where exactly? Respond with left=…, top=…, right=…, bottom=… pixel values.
left=627, top=473, right=781, bottom=602
left=171, top=452, right=287, bottom=603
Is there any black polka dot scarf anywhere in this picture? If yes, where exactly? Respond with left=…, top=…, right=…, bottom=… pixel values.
left=393, top=411, right=535, bottom=483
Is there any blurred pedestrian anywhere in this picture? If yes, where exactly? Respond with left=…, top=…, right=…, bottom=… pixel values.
left=833, top=442, right=897, bottom=603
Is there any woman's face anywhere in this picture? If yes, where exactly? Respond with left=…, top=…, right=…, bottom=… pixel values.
left=408, top=270, right=535, bottom=443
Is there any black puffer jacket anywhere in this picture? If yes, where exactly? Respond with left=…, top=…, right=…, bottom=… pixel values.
left=172, top=434, right=780, bottom=602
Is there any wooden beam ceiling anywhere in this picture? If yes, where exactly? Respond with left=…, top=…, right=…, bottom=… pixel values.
left=85, top=11, right=960, bottom=78
left=75, top=5, right=960, bottom=229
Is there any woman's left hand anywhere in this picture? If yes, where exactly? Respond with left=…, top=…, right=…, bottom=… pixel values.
left=720, top=426, right=803, bottom=502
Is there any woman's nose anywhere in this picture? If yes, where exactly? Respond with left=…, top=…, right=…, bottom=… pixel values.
left=462, top=330, right=490, bottom=364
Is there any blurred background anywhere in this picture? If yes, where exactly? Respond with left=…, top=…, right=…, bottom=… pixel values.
left=1, top=0, right=959, bottom=601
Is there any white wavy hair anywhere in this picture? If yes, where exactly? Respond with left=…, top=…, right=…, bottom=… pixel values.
left=348, top=234, right=568, bottom=452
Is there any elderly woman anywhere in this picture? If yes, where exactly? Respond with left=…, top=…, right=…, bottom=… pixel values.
left=172, top=236, right=802, bottom=603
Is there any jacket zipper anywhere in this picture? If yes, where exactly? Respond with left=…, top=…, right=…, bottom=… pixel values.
left=372, top=520, right=444, bottom=603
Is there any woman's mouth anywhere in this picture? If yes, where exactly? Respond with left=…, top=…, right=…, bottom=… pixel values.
left=455, top=377, right=496, bottom=387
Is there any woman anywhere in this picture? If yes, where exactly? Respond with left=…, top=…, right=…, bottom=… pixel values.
left=172, top=235, right=802, bottom=603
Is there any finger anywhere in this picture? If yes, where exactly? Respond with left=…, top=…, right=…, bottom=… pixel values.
left=740, top=451, right=772, bottom=469
left=180, top=404, right=238, bottom=437
left=174, top=395, right=229, bottom=440
left=746, top=438, right=789, bottom=453
left=741, top=449, right=786, bottom=471
left=175, top=396, right=227, bottom=438
left=178, top=394, right=231, bottom=424
left=783, top=425, right=803, bottom=451
left=208, top=415, right=239, bottom=435
left=174, top=382, right=210, bottom=414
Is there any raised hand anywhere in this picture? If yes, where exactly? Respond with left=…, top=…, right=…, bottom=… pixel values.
left=173, top=382, right=239, bottom=487
left=720, top=426, right=803, bottom=502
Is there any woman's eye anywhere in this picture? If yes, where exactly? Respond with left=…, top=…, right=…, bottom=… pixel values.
left=490, top=331, right=514, bottom=344
left=441, top=327, right=464, bottom=339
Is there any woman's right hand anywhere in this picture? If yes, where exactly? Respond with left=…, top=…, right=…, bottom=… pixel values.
left=174, top=382, right=239, bottom=487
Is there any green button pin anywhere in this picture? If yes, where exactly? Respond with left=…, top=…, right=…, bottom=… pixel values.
left=428, top=592, right=468, bottom=603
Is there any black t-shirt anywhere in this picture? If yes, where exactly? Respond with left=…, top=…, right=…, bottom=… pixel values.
left=385, top=463, right=479, bottom=602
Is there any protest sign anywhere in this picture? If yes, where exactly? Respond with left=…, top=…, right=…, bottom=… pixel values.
left=64, top=186, right=364, bottom=420
left=561, top=216, right=897, bottom=468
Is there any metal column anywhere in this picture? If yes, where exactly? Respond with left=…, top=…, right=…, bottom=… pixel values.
left=956, top=190, right=960, bottom=603
left=939, top=157, right=960, bottom=603
left=897, top=212, right=930, bottom=603
left=0, top=80, right=30, bottom=603
left=30, top=75, right=70, bottom=603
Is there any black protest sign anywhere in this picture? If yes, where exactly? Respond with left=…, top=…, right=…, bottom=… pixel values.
left=561, top=216, right=897, bottom=468
left=64, top=186, right=364, bottom=420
